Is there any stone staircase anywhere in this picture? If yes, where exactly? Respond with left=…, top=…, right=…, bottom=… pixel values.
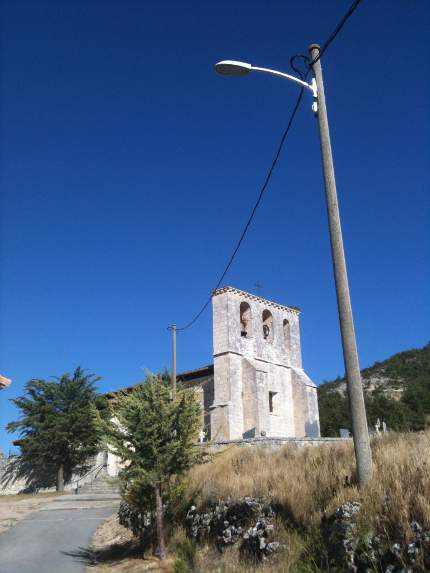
left=40, top=473, right=121, bottom=511
left=78, top=473, right=120, bottom=497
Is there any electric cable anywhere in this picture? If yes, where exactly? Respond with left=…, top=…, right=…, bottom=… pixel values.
left=173, top=86, right=305, bottom=332
left=290, top=0, right=363, bottom=77
left=289, top=54, right=309, bottom=80
left=171, top=0, right=364, bottom=332
left=308, top=0, right=363, bottom=67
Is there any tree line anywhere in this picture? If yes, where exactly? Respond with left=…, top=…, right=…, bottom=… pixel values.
left=318, top=343, right=430, bottom=436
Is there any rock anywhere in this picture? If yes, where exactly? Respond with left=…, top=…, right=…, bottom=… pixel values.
left=186, top=497, right=281, bottom=560
left=406, top=542, right=418, bottom=558
left=323, top=506, right=430, bottom=573
left=118, top=501, right=154, bottom=550
left=266, top=542, right=287, bottom=556
left=323, top=501, right=362, bottom=572
left=391, top=542, right=402, bottom=555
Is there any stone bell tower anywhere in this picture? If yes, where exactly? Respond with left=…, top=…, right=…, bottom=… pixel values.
left=209, top=286, right=320, bottom=441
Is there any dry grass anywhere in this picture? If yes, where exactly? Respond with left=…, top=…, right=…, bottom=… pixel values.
left=187, top=524, right=311, bottom=573
left=359, top=431, right=430, bottom=538
left=87, top=555, right=174, bottom=573
left=87, top=432, right=429, bottom=572
left=91, top=513, right=135, bottom=551
left=86, top=513, right=175, bottom=573
left=0, top=491, right=65, bottom=535
left=0, top=491, right=64, bottom=503
left=186, top=431, right=430, bottom=538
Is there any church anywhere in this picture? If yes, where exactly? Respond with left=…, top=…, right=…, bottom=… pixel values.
left=178, top=286, right=320, bottom=441
left=102, top=285, right=320, bottom=476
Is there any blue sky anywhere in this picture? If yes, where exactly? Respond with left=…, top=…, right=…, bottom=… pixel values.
left=1, top=0, right=429, bottom=453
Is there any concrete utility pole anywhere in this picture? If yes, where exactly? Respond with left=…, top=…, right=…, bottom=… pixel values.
left=309, top=44, right=373, bottom=486
left=171, top=323, right=177, bottom=400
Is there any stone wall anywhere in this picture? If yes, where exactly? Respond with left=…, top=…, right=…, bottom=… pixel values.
left=0, top=451, right=109, bottom=495
left=0, top=456, right=29, bottom=495
left=199, top=436, right=352, bottom=452
left=183, top=374, right=215, bottom=441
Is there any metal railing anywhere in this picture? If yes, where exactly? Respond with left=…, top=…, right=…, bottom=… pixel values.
left=70, top=462, right=106, bottom=494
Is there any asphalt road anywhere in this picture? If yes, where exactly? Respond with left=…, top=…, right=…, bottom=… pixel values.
left=0, top=507, right=114, bottom=573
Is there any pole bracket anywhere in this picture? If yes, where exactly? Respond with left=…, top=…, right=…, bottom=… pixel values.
left=310, top=78, right=318, bottom=114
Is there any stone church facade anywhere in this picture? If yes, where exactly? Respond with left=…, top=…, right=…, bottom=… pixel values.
left=181, top=286, right=320, bottom=441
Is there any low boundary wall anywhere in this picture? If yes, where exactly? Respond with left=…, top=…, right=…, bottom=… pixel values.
left=200, top=436, right=353, bottom=450
left=1, top=438, right=353, bottom=494
left=0, top=452, right=107, bottom=496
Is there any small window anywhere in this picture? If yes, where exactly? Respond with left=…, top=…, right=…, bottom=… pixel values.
left=262, top=309, right=274, bottom=343
left=283, top=318, right=291, bottom=354
left=240, top=302, right=252, bottom=338
left=269, top=391, right=278, bottom=414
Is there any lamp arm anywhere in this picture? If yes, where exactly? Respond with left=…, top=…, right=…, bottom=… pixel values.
left=251, top=66, right=317, bottom=96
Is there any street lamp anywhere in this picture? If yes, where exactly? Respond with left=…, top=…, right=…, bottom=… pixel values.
left=215, top=45, right=373, bottom=488
left=215, top=60, right=317, bottom=96
left=0, top=374, right=11, bottom=390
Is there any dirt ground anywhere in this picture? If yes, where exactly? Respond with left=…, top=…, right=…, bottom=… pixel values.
left=0, top=492, right=64, bottom=534
left=86, top=514, right=174, bottom=573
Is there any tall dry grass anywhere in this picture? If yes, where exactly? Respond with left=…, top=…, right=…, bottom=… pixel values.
left=185, top=431, right=430, bottom=539
left=170, top=522, right=308, bottom=573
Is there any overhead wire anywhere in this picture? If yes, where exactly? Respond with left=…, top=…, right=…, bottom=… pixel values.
left=171, top=0, right=364, bottom=332
left=289, top=54, right=310, bottom=80
left=174, top=86, right=305, bottom=332
left=308, top=0, right=363, bottom=67
left=289, top=0, right=363, bottom=76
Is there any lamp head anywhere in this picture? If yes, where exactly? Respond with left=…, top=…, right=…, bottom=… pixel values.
left=214, top=60, right=252, bottom=76
left=0, top=375, right=11, bottom=389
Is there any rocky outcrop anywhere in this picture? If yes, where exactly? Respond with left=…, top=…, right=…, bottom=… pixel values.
left=186, top=497, right=285, bottom=560
left=323, top=502, right=430, bottom=572
left=118, top=497, right=429, bottom=570
left=118, top=501, right=154, bottom=550
left=322, top=501, right=362, bottom=570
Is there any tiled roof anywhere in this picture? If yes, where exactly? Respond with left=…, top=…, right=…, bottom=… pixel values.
left=105, top=365, right=213, bottom=399
left=213, top=286, right=300, bottom=314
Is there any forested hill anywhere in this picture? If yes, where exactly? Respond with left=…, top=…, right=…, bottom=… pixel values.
left=318, top=343, right=430, bottom=436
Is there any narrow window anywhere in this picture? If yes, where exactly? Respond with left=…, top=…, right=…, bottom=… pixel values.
left=240, top=302, right=252, bottom=338
left=283, top=318, right=291, bottom=354
left=262, top=309, right=274, bottom=343
left=269, top=391, right=278, bottom=414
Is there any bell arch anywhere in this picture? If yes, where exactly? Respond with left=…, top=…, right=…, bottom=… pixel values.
left=240, top=301, right=252, bottom=338
left=262, top=309, right=274, bottom=343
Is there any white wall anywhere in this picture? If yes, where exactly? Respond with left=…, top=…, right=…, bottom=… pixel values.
left=211, top=287, right=320, bottom=440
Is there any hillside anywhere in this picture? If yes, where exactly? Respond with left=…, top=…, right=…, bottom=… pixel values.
left=88, top=432, right=430, bottom=572
left=318, top=342, right=430, bottom=436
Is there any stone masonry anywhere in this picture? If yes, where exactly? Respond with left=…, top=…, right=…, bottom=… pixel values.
left=209, top=286, right=320, bottom=440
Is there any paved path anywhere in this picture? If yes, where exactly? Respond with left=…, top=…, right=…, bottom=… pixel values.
left=0, top=505, right=115, bottom=573
left=0, top=493, right=62, bottom=535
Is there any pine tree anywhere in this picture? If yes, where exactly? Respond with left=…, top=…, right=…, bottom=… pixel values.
left=7, top=367, right=104, bottom=491
left=106, top=373, right=205, bottom=560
